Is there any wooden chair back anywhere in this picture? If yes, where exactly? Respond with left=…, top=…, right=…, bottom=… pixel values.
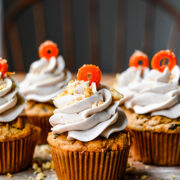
left=3, top=0, right=180, bottom=72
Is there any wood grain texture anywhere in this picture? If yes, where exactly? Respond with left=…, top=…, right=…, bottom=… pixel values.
left=7, top=25, right=25, bottom=72
left=33, top=0, right=46, bottom=47
left=60, top=0, right=75, bottom=72
left=168, top=24, right=179, bottom=53
left=142, top=1, right=155, bottom=55
left=114, top=0, right=126, bottom=73
left=89, top=0, right=99, bottom=65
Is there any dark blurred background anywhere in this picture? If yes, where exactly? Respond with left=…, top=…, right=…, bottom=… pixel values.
left=2, top=0, right=180, bottom=73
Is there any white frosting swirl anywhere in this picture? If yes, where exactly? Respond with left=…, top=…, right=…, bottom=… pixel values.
left=0, top=77, right=25, bottom=122
left=50, top=81, right=127, bottom=142
left=117, top=65, right=180, bottom=119
left=20, top=56, right=72, bottom=102
left=116, top=67, right=149, bottom=104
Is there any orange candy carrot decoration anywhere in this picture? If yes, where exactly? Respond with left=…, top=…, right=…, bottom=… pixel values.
left=129, top=50, right=149, bottom=68
left=0, top=59, right=8, bottom=77
left=151, top=50, right=177, bottom=72
left=0, top=59, right=15, bottom=78
left=39, top=40, right=59, bottom=60
left=77, top=64, right=102, bottom=87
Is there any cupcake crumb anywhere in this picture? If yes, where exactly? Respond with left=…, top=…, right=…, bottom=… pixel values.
left=110, top=88, right=124, bottom=100
left=34, top=167, right=42, bottom=175
left=28, top=176, right=34, bottom=180
left=170, top=175, right=175, bottom=179
left=32, top=162, right=39, bottom=170
left=6, top=173, right=12, bottom=178
left=141, top=175, right=148, bottom=179
left=51, top=161, right=55, bottom=170
left=42, top=161, right=51, bottom=170
left=35, top=172, right=46, bottom=180
left=126, top=166, right=136, bottom=174
left=34, top=145, right=51, bottom=159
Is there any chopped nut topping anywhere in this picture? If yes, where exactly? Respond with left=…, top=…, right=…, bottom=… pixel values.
left=110, top=88, right=124, bottom=101
left=92, top=100, right=104, bottom=108
left=0, top=83, right=6, bottom=90
left=54, top=80, right=95, bottom=106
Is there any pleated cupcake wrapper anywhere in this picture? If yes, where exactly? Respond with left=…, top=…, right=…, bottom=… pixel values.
left=0, top=127, right=39, bottom=174
left=50, top=145, right=130, bottom=180
left=131, top=130, right=180, bottom=165
left=28, top=116, right=51, bottom=144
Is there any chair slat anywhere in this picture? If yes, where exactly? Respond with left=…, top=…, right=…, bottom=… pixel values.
left=142, top=1, right=155, bottom=56
left=168, top=24, right=179, bottom=52
left=151, top=0, right=180, bottom=32
left=33, top=0, right=46, bottom=47
left=61, top=0, right=74, bottom=72
left=8, top=24, right=25, bottom=72
left=114, top=0, right=126, bottom=73
left=89, top=0, right=99, bottom=65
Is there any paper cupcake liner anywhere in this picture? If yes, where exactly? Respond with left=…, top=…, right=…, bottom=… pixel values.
left=28, top=116, right=51, bottom=144
left=131, top=130, right=180, bottom=165
left=50, top=145, right=130, bottom=180
left=0, top=127, right=40, bottom=174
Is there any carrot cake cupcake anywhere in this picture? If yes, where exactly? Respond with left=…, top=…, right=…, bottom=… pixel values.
left=117, top=50, right=180, bottom=165
left=20, top=40, right=72, bottom=144
left=0, top=59, right=40, bottom=174
left=48, top=65, right=131, bottom=180
left=115, top=50, right=149, bottom=105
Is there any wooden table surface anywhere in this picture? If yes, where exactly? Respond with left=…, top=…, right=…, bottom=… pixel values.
left=0, top=74, right=179, bottom=180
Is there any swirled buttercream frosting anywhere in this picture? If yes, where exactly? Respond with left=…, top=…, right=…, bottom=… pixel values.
left=50, top=80, right=127, bottom=142
left=116, top=67, right=149, bottom=104
left=0, top=77, right=25, bottom=122
left=118, top=65, right=180, bottom=119
left=20, top=56, right=72, bottom=102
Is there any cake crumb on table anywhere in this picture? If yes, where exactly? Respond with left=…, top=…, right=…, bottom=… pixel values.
left=35, top=172, right=46, bottom=180
left=141, top=175, right=148, bottom=179
left=28, top=176, right=34, bottom=180
left=42, top=161, right=51, bottom=170
left=126, top=166, right=136, bottom=173
left=170, top=175, right=175, bottom=179
left=6, top=173, right=12, bottom=178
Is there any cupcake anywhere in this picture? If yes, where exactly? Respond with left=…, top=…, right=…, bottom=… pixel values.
left=48, top=65, right=131, bottom=180
left=117, top=50, right=180, bottom=165
left=0, top=59, right=40, bottom=174
left=115, top=50, right=150, bottom=105
left=20, top=40, right=72, bottom=144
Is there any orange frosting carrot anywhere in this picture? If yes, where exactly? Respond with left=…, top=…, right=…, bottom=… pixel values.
left=39, top=40, right=59, bottom=60
left=0, top=59, right=8, bottom=77
left=151, top=50, right=177, bottom=72
left=129, top=50, right=149, bottom=68
left=77, top=64, right=102, bottom=87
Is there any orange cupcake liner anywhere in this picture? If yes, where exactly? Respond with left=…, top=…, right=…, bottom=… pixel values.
left=130, top=130, right=180, bottom=165
left=0, top=126, right=40, bottom=174
left=27, top=116, right=51, bottom=144
left=49, top=145, right=130, bottom=180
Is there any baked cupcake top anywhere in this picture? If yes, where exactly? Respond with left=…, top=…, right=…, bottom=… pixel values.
left=20, top=40, right=72, bottom=102
left=50, top=65, right=127, bottom=142
left=120, top=50, right=180, bottom=119
left=0, top=59, right=25, bottom=123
